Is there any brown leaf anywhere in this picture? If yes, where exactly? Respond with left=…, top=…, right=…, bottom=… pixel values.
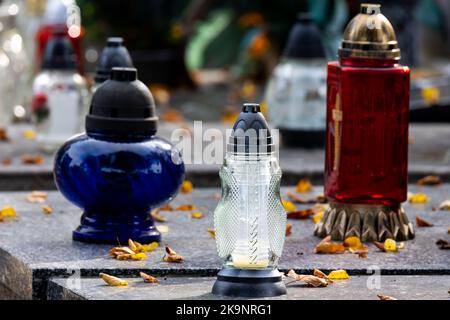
left=373, top=241, right=387, bottom=252
left=313, top=268, right=333, bottom=284
left=42, top=205, right=53, bottom=215
left=140, top=272, right=158, bottom=283
left=416, top=216, right=433, bottom=227
left=159, top=204, right=173, bottom=211
left=436, top=239, right=450, bottom=250
left=99, top=273, right=128, bottom=286
left=377, top=294, right=397, bottom=300
left=163, top=246, right=184, bottom=263
left=207, top=228, right=216, bottom=238
left=1, top=158, right=12, bottom=166
left=315, top=193, right=328, bottom=204
left=0, top=128, right=9, bottom=141
left=150, top=209, right=167, bottom=222
left=109, top=246, right=135, bottom=257
left=285, top=224, right=292, bottom=236
left=315, top=242, right=346, bottom=254
left=416, top=175, right=442, bottom=186
left=287, top=208, right=314, bottom=219
left=175, top=204, right=196, bottom=211
left=286, top=270, right=328, bottom=287
left=21, top=154, right=44, bottom=165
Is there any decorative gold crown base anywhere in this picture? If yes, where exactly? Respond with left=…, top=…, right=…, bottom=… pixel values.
left=314, top=203, right=415, bottom=242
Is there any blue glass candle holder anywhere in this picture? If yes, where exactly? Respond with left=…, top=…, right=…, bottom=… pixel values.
left=54, top=67, right=185, bottom=244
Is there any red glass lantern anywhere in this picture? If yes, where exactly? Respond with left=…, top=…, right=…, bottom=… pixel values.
left=315, top=3, right=414, bottom=241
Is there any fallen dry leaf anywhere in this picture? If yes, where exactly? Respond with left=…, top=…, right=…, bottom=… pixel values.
left=181, top=180, right=193, bottom=193
left=315, top=236, right=345, bottom=254
left=358, top=252, right=368, bottom=259
left=295, top=179, right=313, bottom=193
left=416, top=175, right=442, bottom=186
left=128, top=239, right=138, bottom=252
left=285, top=224, right=292, bottom=236
left=439, top=200, right=450, bottom=211
left=190, top=212, right=203, bottom=219
left=42, top=205, right=53, bottom=215
left=373, top=241, right=387, bottom=252
left=1, top=158, right=12, bottom=166
left=315, top=193, right=328, bottom=204
left=140, top=272, right=158, bottom=283
left=287, top=208, right=313, bottom=220
left=286, top=192, right=308, bottom=204
left=163, top=246, right=184, bottom=263
left=175, top=204, right=196, bottom=211
left=159, top=204, right=174, bottom=211
left=207, top=228, right=216, bottom=238
left=436, top=239, right=450, bottom=250
left=26, top=191, right=48, bottom=203
left=151, top=208, right=167, bottom=222
left=398, top=242, right=405, bottom=250
left=99, top=273, right=128, bottom=287
left=160, top=109, right=184, bottom=122
left=141, top=242, right=159, bottom=252
left=0, top=128, right=9, bottom=141
left=286, top=270, right=328, bottom=287
left=344, top=236, right=363, bottom=250
left=313, top=269, right=333, bottom=284
left=312, top=211, right=324, bottom=224
left=0, top=206, right=17, bottom=218
left=377, top=294, right=397, bottom=300
left=384, top=239, right=397, bottom=252
left=282, top=200, right=296, bottom=212
left=328, top=269, right=350, bottom=280
left=109, top=246, right=135, bottom=258
left=21, top=154, right=44, bottom=165
left=416, top=216, right=433, bottom=227
left=409, top=192, right=429, bottom=204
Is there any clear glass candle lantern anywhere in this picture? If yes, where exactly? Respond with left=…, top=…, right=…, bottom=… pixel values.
left=212, top=103, right=287, bottom=298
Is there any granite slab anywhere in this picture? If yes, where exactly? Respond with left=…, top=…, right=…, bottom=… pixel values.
left=0, top=186, right=449, bottom=299
left=0, top=123, right=450, bottom=189
left=47, top=275, right=450, bottom=300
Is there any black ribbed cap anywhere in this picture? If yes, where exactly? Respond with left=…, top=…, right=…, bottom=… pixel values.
left=283, top=13, right=326, bottom=59
left=227, top=103, right=274, bottom=155
left=86, top=67, right=158, bottom=135
left=41, top=34, right=77, bottom=70
left=94, top=37, right=134, bottom=83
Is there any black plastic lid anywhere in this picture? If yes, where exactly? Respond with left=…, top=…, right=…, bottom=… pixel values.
left=227, top=103, right=274, bottom=155
left=86, top=67, right=158, bottom=135
left=283, top=13, right=326, bottom=59
left=41, top=34, right=77, bottom=70
left=94, top=37, right=134, bottom=83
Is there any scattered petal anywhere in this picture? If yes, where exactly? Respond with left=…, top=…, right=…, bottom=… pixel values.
left=0, top=206, right=17, bottom=218
left=344, top=236, right=363, bottom=250
left=0, top=128, right=9, bottom=141
left=26, top=191, right=48, bottom=203
left=439, top=200, right=450, bottom=211
left=409, top=192, right=429, bottom=204
left=141, top=242, right=159, bottom=252
left=312, top=211, right=324, bottom=224
left=1, top=158, right=12, bottom=166
left=128, top=239, right=138, bottom=252
left=295, top=179, right=313, bottom=193
left=416, top=216, right=433, bottom=227
left=384, top=239, right=397, bottom=252
left=22, top=130, right=36, bottom=140
left=328, top=270, right=350, bottom=280
left=181, top=180, right=193, bottom=193
left=313, top=269, right=333, bottom=284
left=315, top=241, right=345, bottom=254
left=99, top=273, right=128, bottom=287
left=130, top=253, right=148, bottom=260
left=377, top=294, right=397, bottom=300
left=140, top=272, right=158, bottom=283
left=416, top=175, right=442, bottom=186
left=163, top=246, right=184, bottom=263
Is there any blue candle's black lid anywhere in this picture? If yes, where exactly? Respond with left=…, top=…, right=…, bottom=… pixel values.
left=86, top=67, right=158, bottom=135
left=41, top=32, right=77, bottom=70
left=227, top=103, right=274, bottom=155
left=283, top=13, right=326, bottom=59
left=94, top=37, right=134, bottom=84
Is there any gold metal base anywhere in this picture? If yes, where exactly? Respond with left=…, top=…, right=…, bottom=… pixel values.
left=314, top=203, right=415, bottom=242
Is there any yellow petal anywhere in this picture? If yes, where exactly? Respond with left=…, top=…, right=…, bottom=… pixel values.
left=282, top=200, right=296, bottom=212
left=295, top=179, right=313, bottom=193
left=99, top=273, right=128, bottom=286
left=312, top=211, right=324, bottom=224
left=22, top=130, right=36, bottom=140
left=181, top=180, right=193, bottom=193
left=409, top=192, right=429, bottom=204
left=130, top=253, right=147, bottom=260
left=0, top=206, right=16, bottom=217
left=141, top=242, right=159, bottom=252
left=190, top=212, right=203, bottom=219
left=328, top=269, right=350, bottom=280
left=384, top=239, right=397, bottom=252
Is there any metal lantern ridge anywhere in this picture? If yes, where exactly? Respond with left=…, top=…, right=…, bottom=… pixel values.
left=315, top=3, right=414, bottom=241
left=212, top=103, right=287, bottom=298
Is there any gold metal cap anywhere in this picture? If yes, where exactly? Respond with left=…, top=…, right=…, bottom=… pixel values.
left=339, top=3, right=400, bottom=60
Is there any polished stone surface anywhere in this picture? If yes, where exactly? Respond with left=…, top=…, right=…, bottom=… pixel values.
left=47, top=275, right=450, bottom=300
left=0, top=186, right=449, bottom=299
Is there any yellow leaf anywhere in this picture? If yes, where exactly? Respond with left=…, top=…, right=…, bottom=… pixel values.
left=295, top=179, right=313, bottom=193
left=99, top=273, right=128, bottom=286
left=328, top=270, right=350, bottom=280
left=312, top=211, right=324, bottom=224
left=190, top=211, right=203, bottom=219
left=344, top=236, right=363, bottom=250
left=141, top=242, right=159, bottom=252
left=409, top=192, right=429, bottom=204
left=181, top=180, right=193, bottom=193
left=384, top=238, right=397, bottom=252
left=175, top=204, right=196, bottom=211
left=130, top=253, right=148, bottom=260
left=282, top=200, right=296, bottom=212
left=0, top=206, right=16, bottom=218
left=42, top=205, right=53, bottom=215
left=140, top=272, right=158, bottom=283
left=22, top=130, right=36, bottom=140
